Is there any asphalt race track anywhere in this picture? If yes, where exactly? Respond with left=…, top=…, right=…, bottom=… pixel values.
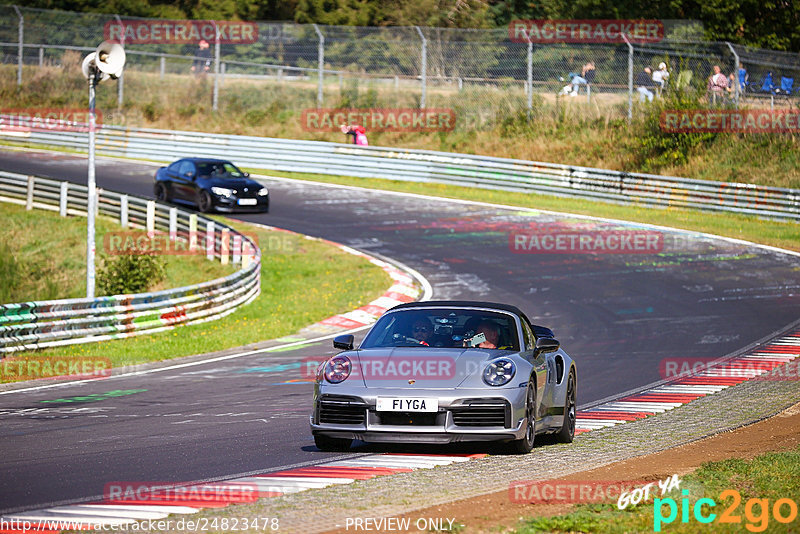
left=1, top=148, right=799, bottom=514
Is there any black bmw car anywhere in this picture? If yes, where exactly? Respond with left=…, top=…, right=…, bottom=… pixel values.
left=154, top=158, right=269, bottom=213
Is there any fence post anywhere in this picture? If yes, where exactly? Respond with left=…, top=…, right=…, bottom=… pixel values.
left=146, top=200, right=155, bottom=237
left=13, top=5, right=22, bottom=86
left=232, top=234, right=242, bottom=264
left=169, top=207, right=177, bottom=241
left=160, top=56, right=165, bottom=79
left=725, top=42, right=740, bottom=107
left=212, top=22, right=220, bottom=112
left=415, top=26, right=427, bottom=109
left=189, top=213, right=198, bottom=251
left=527, top=40, right=533, bottom=120
left=114, top=15, right=124, bottom=108
left=26, top=175, right=34, bottom=210
left=205, top=220, right=215, bottom=260
left=60, top=182, right=68, bottom=216
left=220, top=62, right=225, bottom=84
left=623, top=34, right=633, bottom=123
left=313, top=24, right=324, bottom=107
left=220, top=228, right=230, bottom=265
left=120, top=194, right=128, bottom=227
left=38, top=47, right=43, bottom=67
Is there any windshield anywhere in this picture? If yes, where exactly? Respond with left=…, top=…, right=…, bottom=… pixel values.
left=195, top=162, right=245, bottom=179
left=361, top=308, right=519, bottom=350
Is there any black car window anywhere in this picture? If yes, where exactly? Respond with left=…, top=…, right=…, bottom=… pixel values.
left=361, top=309, right=519, bottom=350
left=167, top=161, right=181, bottom=173
left=177, top=160, right=196, bottom=177
left=521, top=319, right=535, bottom=351
left=195, top=162, right=244, bottom=178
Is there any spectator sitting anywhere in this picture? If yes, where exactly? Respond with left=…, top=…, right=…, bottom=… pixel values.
left=636, top=67, right=658, bottom=102
left=340, top=124, right=368, bottom=146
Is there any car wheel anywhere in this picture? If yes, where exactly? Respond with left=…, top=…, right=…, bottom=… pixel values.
left=154, top=183, right=170, bottom=202
left=510, top=379, right=537, bottom=454
left=555, top=370, right=576, bottom=443
left=314, top=434, right=352, bottom=452
left=197, top=191, right=213, bottom=213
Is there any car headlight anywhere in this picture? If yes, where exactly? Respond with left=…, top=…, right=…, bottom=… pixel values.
left=324, top=355, right=351, bottom=384
left=483, top=358, right=516, bottom=386
left=257, top=187, right=269, bottom=197
left=211, top=187, right=233, bottom=198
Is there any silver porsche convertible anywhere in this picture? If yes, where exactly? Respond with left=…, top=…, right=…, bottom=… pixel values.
left=310, top=301, right=577, bottom=454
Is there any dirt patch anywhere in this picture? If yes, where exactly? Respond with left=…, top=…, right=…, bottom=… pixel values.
left=325, top=401, right=800, bottom=533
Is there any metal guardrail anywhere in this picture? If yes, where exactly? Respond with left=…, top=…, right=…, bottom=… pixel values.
left=0, top=170, right=261, bottom=355
left=2, top=123, right=799, bottom=221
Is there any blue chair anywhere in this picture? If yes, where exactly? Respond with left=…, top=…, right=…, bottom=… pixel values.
left=758, top=72, right=775, bottom=93
left=776, top=76, right=794, bottom=95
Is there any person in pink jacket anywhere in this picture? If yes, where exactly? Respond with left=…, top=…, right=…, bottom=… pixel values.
left=340, top=124, right=368, bottom=145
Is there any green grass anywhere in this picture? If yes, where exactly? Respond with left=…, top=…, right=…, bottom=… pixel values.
left=514, top=445, right=800, bottom=533
left=1, top=219, right=391, bottom=380
left=0, top=202, right=235, bottom=302
left=253, top=170, right=800, bottom=253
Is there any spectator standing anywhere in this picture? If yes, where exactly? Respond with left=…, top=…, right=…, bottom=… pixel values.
left=636, top=67, right=658, bottom=102
left=652, top=62, right=670, bottom=95
left=707, top=65, right=730, bottom=104
left=191, top=40, right=212, bottom=77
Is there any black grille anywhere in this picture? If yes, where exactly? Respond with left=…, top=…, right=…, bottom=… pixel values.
left=319, top=397, right=366, bottom=425
left=451, top=401, right=509, bottom=427
left=377, top=412, right=439, bottom=426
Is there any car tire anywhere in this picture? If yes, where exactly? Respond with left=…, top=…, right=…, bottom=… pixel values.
left=197, top=191, right=213, bottom=213
left=555, top=370, right=576, bottom=443
left=314, top=434, right=352, bottom=452
left=510, top=378, right=537, bottom=454
left=154, top=183, right=170, bottom=202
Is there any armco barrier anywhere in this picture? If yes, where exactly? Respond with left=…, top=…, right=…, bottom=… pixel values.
left=2, top=122, right=799, bottom=221
left=0, top=170, right=261, bottom=355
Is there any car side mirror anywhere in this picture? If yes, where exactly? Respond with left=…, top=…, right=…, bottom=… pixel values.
left=333, top=334, right=354, bottom=351
left=184, top=172, right=195, bottom=179
left=243, top=171, right=250, bottom=177
left=535, top=337, right=560, bottom=353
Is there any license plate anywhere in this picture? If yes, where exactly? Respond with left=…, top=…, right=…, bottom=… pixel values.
left=238, top=198, right=257, bottom=205
left=376, top=397, right=438, bottom=412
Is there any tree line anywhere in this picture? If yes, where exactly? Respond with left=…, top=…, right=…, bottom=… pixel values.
left=16, top=0, right=800, bottom=51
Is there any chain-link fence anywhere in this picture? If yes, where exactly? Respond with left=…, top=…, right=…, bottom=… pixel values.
left=2, top=5, right=800, bottom=132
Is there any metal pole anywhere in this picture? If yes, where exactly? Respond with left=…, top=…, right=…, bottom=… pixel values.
left=725, top=42, right=740, bottom=107
left=623, top=34, right=633, bottom=123
left=526, top=40, right=533, bottom=120
left=159, top=55, right=165, bottom=79
left=86, top=72, right=98, bottom=298
left=313, top=24, right=324, bottom=107
left=13, top=5, right=22, bottom=86
left=415, top=26, right=426, bottom=109
left=213, top=22, right=220, bottom=111
left=114, top=15, right=124, bottom=107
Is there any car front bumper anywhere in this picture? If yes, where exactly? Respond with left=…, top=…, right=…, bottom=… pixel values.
left=310, top=385, right=529, bottom=444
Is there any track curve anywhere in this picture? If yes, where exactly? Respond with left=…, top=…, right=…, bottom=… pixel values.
left=0, top=148, right=799, bottom=514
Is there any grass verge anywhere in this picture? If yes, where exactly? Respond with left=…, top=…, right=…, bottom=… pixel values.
left=515, top=445, right=800, bottom=533
left=1, top=217, right=391, bottom=383
left=253, top=170, right=800, bottom=253
left=0, top=202, right=235, bottom=302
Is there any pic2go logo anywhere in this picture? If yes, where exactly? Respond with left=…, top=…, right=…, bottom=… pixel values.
left=654, top=489, right=799, bottom=532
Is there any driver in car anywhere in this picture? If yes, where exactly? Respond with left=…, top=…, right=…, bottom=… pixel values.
left=410, top=319, right=433, bottom=346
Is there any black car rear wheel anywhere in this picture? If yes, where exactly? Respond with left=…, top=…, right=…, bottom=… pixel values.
left=314, top=434, right=352, bottom=452
left=509, top=379, right=537, bottom=454
left=197, top=190, right=213, bottom=213
left=555, top=370, right=576, bottom=443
